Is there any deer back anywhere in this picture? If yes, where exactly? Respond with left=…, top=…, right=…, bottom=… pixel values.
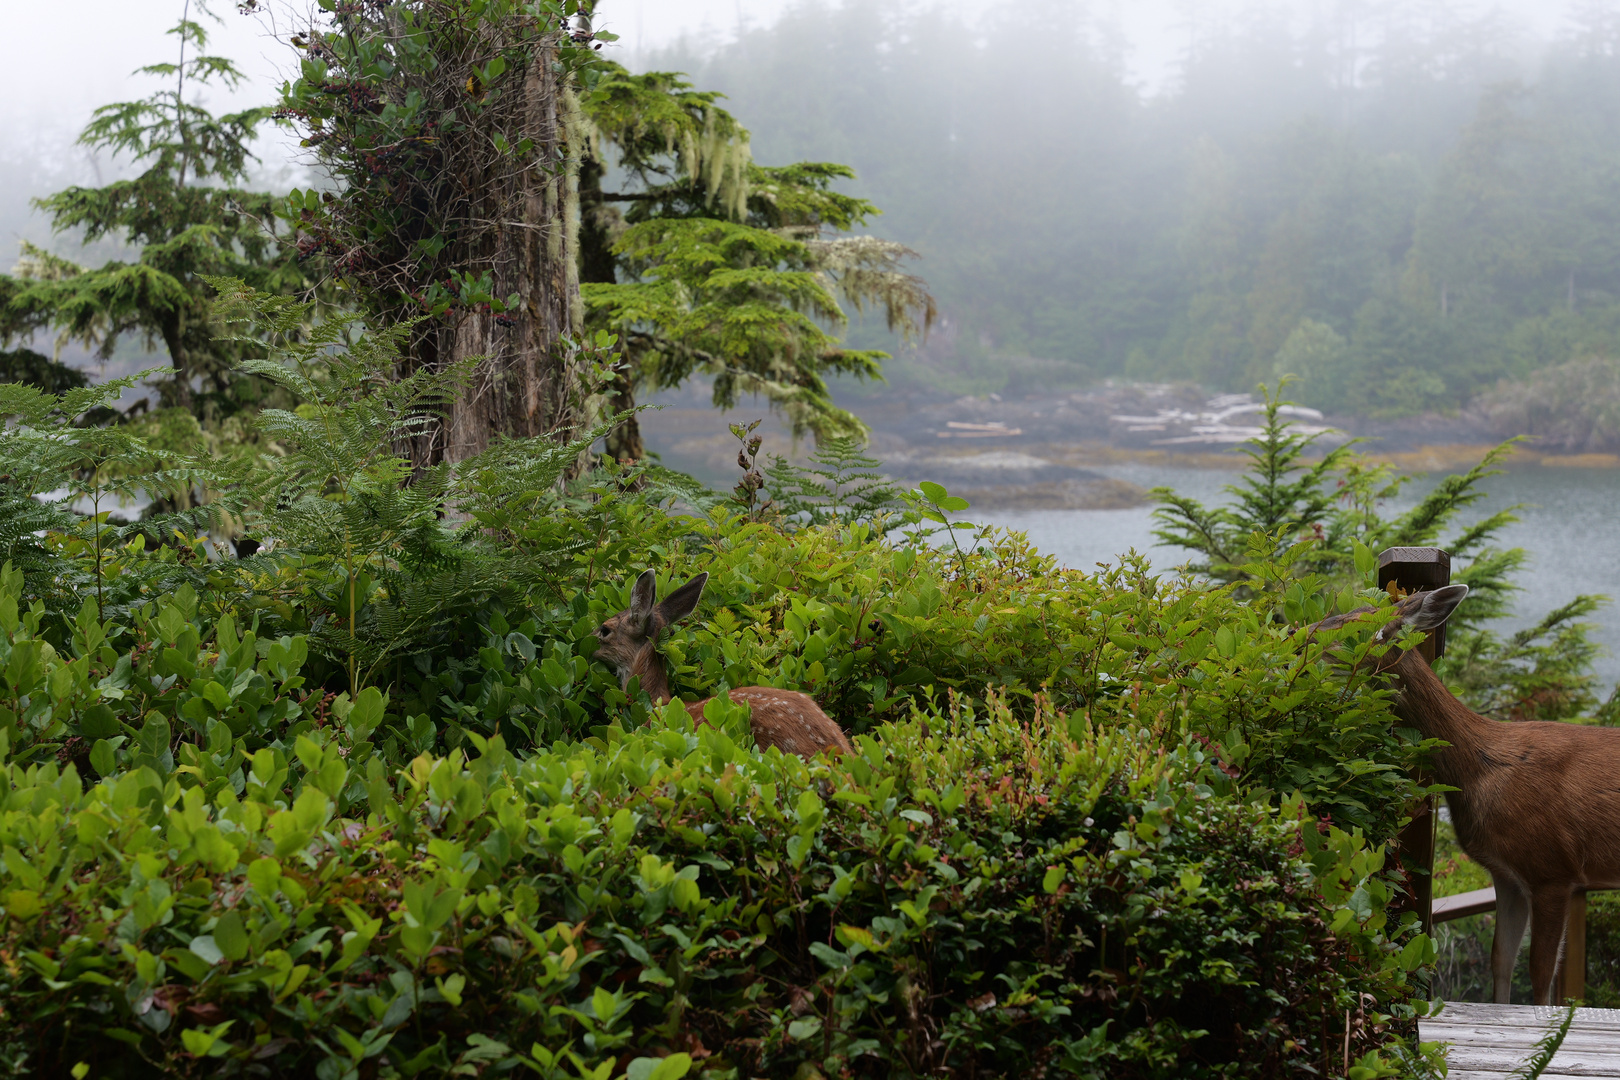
left=685, top=688, right=853, bottom=758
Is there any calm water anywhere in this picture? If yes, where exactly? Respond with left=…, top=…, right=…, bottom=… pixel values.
left=974, top=463, right=1620, bottom=689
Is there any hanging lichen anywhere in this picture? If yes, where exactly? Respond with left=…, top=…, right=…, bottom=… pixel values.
left=580, top=65, right=754, bottom=220
left=579, top=106, right=936, bottom=449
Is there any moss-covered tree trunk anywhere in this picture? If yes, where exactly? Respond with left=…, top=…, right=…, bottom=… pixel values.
left=279, top=7, right=600, bottom=470
left=414, top=39, right=585, bottom=468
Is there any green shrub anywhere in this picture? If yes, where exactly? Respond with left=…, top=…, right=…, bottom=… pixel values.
left=1152, top=382, right=1614, bottom=724
left=1, top=514, right=1434, bottom=852
left=0, top=696, right=1439, bottom=1078
left=1585, top=892, right=1620, bottom=1009
left=0, top=324, right=1465, bottom=1076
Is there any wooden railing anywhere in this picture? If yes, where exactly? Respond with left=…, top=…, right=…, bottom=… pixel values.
left=1385, top=547, right=1591, bottom=1004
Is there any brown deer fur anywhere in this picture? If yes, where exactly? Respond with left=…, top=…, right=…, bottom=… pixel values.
left=593, top=570, right=853, bottom=758
left=1311, top=584, right=1620, bottom=1005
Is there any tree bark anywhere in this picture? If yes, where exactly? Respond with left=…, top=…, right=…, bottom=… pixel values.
left=578, top=155, right=619, bottom=286
left=156, top=310, right=193, bottom=413
left=603, top=368, right=644, bottom=462
left=407, top=33, right=586, bottom=469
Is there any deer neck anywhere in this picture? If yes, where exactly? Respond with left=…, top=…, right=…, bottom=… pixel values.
left=623, top=644, right=673, bottom=706
left=1389, top=650, right=1499, bottom=787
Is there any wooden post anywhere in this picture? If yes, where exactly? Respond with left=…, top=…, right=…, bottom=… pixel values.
left=1378, top=547, right=1451, bottom=937
left=1378, top=547, right=1451, bottom=661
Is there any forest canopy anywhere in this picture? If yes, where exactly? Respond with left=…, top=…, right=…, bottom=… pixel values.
left=652, top=1, right=1620, bottom=416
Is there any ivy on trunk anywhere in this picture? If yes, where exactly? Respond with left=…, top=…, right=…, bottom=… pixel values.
left=277, top=0, right=609, bottom=466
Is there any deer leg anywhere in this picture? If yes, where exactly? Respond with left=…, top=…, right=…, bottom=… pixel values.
left=1491, top=878, right=1531, bottom=1004
left=1528, top=885, right=1573, bottom=1006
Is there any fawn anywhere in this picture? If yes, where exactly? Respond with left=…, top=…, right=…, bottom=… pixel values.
left=593, top=569, right=854, bottom=758
left=1310, top=583, right=1620, bottom=1004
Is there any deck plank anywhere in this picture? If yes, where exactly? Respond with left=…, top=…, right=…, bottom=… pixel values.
left=1429, top=1031, right=1620, bottom=1052
left=1429, top=1002, right=1620, bottom=1027
left=1422, top=1002, right=1620, bottom=1079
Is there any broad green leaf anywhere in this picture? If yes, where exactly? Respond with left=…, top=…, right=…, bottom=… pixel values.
left=213, top=910, right=249, bottom=961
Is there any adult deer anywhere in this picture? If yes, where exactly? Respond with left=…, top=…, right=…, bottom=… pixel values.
left=1311, top=583, right=1620, bottom=1005
left=593, top=569, right=854, bottom=758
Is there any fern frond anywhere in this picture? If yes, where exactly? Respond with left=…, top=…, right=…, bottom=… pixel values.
left=208, top=279, right=613, bottom=690
left=764, top=435, right=901, bottom=530
left=1509, top=1004, right=1576, bottom=1079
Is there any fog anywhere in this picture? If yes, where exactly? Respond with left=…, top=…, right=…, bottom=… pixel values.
left=1, top=0, right=1597, bottom=240
left=8, top=0, right=1620, bottom=403
left=2, top=1, right=1586, bottom=157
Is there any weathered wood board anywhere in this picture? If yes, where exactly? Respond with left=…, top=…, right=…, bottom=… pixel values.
left=1421, top=1001, right=1620, bottom=1079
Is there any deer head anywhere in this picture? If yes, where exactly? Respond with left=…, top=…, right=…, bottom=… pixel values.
left=593, top=569, right=709, bottom=693
left=1307, top=582, right=1470, bottom=675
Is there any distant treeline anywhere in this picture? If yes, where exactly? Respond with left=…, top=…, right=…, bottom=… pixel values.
left=651, top=1, right=1620, bottom=416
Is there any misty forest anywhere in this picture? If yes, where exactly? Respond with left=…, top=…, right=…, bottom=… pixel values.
left=644, top=3, right=1620, bottom=424
left=6, top=1, right=1620, bottom=1077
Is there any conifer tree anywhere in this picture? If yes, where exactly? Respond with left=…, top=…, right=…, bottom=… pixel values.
left=0, top=0, right=306, bottom=417
left=576, top=62, right=934, bottom=459
left=1152, top=383, right=1611, bottom=723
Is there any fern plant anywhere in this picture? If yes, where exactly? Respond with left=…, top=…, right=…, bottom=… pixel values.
left=0, top=372, right=235, bottom=622
left=765, top=434, right=903, bottom=529
left=1151, top=380, right=1362, bottom=585
left=1509, top=1004, right=1576, bottom=1079
left=208, top=278, right=601, bottom=695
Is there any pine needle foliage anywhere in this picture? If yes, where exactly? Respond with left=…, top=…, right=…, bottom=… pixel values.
left=0, top=346, right=90, bottom=394
left=0, top=0, right=306, bottom=417
left=208, top=278, right=602, bottom=695
left=577, top=62, right=934, bottom=454
left=1150, top=380, right=1361, bottom=583
left=1151, top=381, right=1612, bottom=721
left=1443, top=596, right=1607, bottom=721
left=1152, top=381, right=1525, bottom=623
left=580, top=65, right=753, bottom=223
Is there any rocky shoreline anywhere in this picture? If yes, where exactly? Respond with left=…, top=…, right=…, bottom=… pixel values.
left=639, top=381, right=1615, bottom=512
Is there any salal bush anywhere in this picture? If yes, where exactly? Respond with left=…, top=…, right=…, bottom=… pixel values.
left=503, top=522, right=1433, bottom=844
left=0, top=561, right=369, bottom=796
left=2, top=518, right=1435, bottom=850
left=0, top=695, right=1439, bottom=1079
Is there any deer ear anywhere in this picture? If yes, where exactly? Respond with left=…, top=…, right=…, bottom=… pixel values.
left=1406, top=583, right=1469, bottom=632
left=628, top=569, right=658, bottom=629
left=657, top=572, right=708, bottom=627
